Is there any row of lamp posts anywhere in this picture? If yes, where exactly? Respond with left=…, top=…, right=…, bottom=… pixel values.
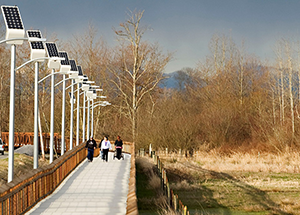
left=0, top=5, right=110, bottom=182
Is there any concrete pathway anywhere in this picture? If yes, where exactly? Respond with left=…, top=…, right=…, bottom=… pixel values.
left=26, top=152, right=131, bottom=215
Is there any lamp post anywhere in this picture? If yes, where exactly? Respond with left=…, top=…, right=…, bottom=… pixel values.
left=27, top=30, right=46, bottom=169
left=68, top=60, right=79, bottom=150
left=90, top=89, right=104, bottom=137
left=81, top=76, right=93, bottom=142
left=85, top=86, right=102, bottom=138
left=1, top=5, right=25, bottom=182
left=8, top=44, right=16, bottom=183
left=45, top=44, right=67, bottom=159
left=86, top=89, right=94, bottom=140
left=92, top=100, right=111, bottom=138
left=76, top=66, right=84, bottom=146
left=57, top=51, right=72, bottom=155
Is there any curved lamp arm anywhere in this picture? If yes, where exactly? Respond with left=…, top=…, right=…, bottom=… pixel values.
left=15, top=57, right=51, bottom=71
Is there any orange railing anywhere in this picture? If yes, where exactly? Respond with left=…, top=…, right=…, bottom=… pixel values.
left=126, top=142, right=138, bottom=215
left=1, top=132, right=79, bottom=154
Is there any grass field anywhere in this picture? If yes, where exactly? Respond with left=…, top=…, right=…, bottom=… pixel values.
left=155, top=150, right=300, bottom=215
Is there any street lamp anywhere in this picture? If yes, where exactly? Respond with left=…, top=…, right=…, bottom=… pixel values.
left=85, top=86, right=103, bottom=139
left=45, top=43, right=66, bottom=159
left=90, top=89, right=104, bottom=137
left=26, top=30, right=46, bottom=170
left=68, top=59, right=79, bottom=150
left=81, top=75, right=93, bottom=142
left=57, top=51, right=71, bottom=155
left=86, top=88, right=94, bottom=140
left=92, top=100, right=111, bottom=138
left=76, top=66, right=84, bottom=146
left=1, top=5, right=25, bottom=183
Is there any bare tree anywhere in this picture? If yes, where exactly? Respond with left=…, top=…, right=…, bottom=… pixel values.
left=108, top=10, right=172, bottom=142
left=274, top=40, right=286, bottom=125
left=285, top=41, right=295, bottom=138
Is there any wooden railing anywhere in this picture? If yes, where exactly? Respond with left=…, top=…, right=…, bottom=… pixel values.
left=0, top=142, right=86, bottom=215
left=1, top=132, right=74, bottom=154
left=126, top=142, right=138, bottom=215
left=146, top=151, right=190, bottom=215
left=0, top=140, right=135, bottom=215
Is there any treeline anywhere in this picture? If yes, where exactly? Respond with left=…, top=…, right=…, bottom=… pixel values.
left=0, top=12, right=299, bottom=153
left=137, top=35, right=300, bottom=153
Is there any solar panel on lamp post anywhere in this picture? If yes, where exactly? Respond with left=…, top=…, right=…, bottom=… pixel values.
left=1, top=5, right=25, bottom=183
left=68, top=60, right=79, bottom=150
left=90, top=88, right=102, bottom=137
left=82, top=77, right=95, bottom=141
left=82, top=75, right=89, bottom=143
left=45, top=43, right=65, bottom=163
left=27, top=30, right=46, bottom=170
left=76, top=66, right=84, bottom=146
left=57, top=51, right=71, bottom=156
left=85, top=86, right=100, bottom=139
left=86, top=88, right=94, bottom=140
left=91, top=89, right=96, bottom=138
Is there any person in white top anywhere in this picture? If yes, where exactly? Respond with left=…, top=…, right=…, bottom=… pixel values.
left=101, top=136, right=112, bottom=162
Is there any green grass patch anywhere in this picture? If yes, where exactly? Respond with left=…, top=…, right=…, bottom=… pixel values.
left=136, top=158, right=160, bottom=215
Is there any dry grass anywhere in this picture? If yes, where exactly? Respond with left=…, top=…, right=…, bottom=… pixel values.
left=0, top=153, right=49, bottom=186
left=136, top=156, right=179, bottom=214
left=194, top=150, right=300, bottom=174
left=155, top=149, right=300, bottom=214
left=157, top=149, right=300, bottom=174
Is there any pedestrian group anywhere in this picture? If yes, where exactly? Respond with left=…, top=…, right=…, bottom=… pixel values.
left=85, top=135, right=123, bottom=162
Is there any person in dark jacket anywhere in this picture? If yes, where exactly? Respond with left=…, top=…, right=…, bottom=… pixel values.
left=85, top=136, right=97, bottom=162
left=114, top=135, right=123, bottom=160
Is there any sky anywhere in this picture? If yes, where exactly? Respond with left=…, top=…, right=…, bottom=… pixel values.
left=1, top=0, right=300, bottom=73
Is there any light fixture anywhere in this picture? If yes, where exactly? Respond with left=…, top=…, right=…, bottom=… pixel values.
left=26, top=30, right=46, bottom=62
left=1, top=5, right=25, bottom=45
left=45, top=42, right=63, bottom=69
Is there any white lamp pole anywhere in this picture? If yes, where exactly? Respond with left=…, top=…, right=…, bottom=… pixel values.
left=87, top=98, right=90, bottom=140
left=1, top=5, right=25, bottom=183
left=91, top=98, right=94, bottom=137
left=76, top=83, right=80, bottom=146
left=33, top=61, right=39, bottom=169
left=8, top=44, right=16, bottom=182
left=50, top=68, right=55, bottom=163
left=82, top=91, right=86, bottom=142
left=61, top=74, right=66, bottom=155
left=70, top=79, right=74, bottom=150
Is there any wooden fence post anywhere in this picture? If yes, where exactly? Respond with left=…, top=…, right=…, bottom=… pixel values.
left=174, top=194, right=178, bottom=211
left=167, top=182, right=170, bottom=205
left=139, top=148, right=144, bottom=156
left=183, top=206, right=187, bottom=215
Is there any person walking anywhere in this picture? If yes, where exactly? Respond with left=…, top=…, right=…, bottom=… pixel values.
left=85, top=136, right=97, bottom=162
left=101, top=136, right=112, bottom=162
left=114, top=135, right=123, bottom=160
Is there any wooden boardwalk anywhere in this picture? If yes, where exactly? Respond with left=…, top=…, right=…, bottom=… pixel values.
left=26, top=152, right=131, bottom=215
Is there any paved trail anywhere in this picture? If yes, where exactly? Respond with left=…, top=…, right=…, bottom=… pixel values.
left=26, top=152, right=131, bottom=215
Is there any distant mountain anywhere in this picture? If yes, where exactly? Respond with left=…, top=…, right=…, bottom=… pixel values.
left=160, top=71, right=178, bottom=89
left=160, top=70, right=193, bottom=89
